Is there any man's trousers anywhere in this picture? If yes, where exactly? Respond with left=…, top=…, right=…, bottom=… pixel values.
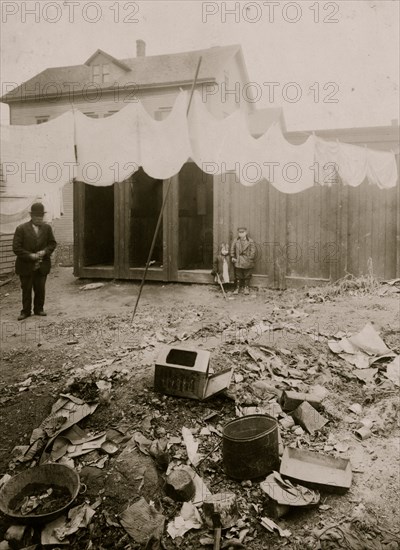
left=19, top=272, right=47, bottom=315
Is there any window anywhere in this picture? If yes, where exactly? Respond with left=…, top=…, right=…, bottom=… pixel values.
left=92, top=65, right=100, bottom=83
left=36, top=116, right=49, bottom=124
left=154, top=107, right=172, bottom=121
left=93, top=64, right=110, bottom=84
left=83, top=112, right=99, bottom=119
left=102, top=64, right=110, bottom=83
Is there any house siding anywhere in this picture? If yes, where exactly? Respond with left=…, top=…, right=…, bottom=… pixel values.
left=0, top=234, right=15, bottom=276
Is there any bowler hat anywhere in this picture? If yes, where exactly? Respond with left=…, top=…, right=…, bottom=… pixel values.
left=30, top=202, right=46, bottom=215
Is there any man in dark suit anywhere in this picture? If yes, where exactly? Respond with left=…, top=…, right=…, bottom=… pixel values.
left=13, top=202, right=57, bottom=320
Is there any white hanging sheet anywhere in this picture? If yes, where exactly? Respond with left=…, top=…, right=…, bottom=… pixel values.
left=188, top=92, right=315, bottom=193
left=0, top=191, right=63, bottom=234
left=315, top=137, right=397, bottom=189
left=1, top=111, right=76, bottom=189
left=260, top=124, right=315, bottom=193
left=338, top=142, right=368, bottom=187
left=366, top=147, right=398, bottom=190
left=74, top=91, right=191, bottom=185
left=0, top=111, right=72, bottom=232
left=139, top=92, right=192, bottom=180
left=0, top=91, right=397, bottom=207
left=0, top=197, right=35, bottom=235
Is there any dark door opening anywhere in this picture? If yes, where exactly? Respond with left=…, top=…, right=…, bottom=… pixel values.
left=130, top=168, right=163, bottom=268
left=84, top=184, right=114, bottom=266
left=178, top=164, right=213, bottom=270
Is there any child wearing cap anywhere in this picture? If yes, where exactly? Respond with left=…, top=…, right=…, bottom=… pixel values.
left=230, top=227, right=256, bottom=295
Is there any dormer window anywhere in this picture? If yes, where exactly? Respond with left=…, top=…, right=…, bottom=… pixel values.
left=93, top=64, right=110, bottom=84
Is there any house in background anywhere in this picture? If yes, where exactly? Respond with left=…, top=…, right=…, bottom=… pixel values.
left=1, top=41, right=284, bottom=278
left=1, top=40, right=276, bottom=276
left=1, top=43, right=398, bottom=285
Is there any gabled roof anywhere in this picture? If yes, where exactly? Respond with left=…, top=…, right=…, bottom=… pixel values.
left=84, top=49, right=132, bottom=71
left=1, top=45, right=243, bottom=102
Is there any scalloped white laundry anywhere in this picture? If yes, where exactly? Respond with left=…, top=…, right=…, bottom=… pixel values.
left=74, top=91, right=192, bottom=185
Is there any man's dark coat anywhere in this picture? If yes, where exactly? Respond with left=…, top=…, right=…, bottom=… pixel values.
left=13, top=222, right=57, bottom=276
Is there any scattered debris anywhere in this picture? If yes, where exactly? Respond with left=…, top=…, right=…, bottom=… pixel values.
left=260, top=516, right=291, bottom=538
left=355, top=426, right=372, bottom=440
left=154, top=345, right=233, bottom=400
left=280, top=390, right=324, bottom=411
left=203, top=493, right=239, bottom=529
left=120, top=497, right=165, bottom=544
left=167, top=501, right=202, bottom=539
left=384, top=356, right=400, bottom=387
left=177, top=464, right=212, bottom=505
left=5, top=525, right=33, bottom=547
left=352, top=368, right=378, bottom=384
left=79, top=283, right=105, bottom=291
left=280, top=447, right=352, bottom=493
left=53, top=502, right=97, bottom=540
left=165, top=469, right=195, bottom=502
left=348, top=403, right=363, bottom=415
left=1, top=280, right=398, bottom=549
left=260, top=471, right=320, bottom=516
left=328, top=322, right=395, bottom=371
left=291, top=401, right=328, bottom=434
left=182, top=427, right=203, bottom=467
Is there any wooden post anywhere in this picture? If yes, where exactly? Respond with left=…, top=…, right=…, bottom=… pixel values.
left=396, top=153, right=400, bottom=277
left=131, top=57, right=203, bottom=322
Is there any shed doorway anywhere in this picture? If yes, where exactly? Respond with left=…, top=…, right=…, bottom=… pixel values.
left=129, top=168, right=163, bottom=268
left=178, top=163, right=213, bottom=271
left=83, top=184, right=114, bottom=267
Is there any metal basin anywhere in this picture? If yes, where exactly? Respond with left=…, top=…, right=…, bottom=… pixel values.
left=0, top=464, right=80, bottom=524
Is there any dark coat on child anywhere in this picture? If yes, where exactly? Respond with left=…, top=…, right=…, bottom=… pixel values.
left=230, top=237, right=256, bottom=270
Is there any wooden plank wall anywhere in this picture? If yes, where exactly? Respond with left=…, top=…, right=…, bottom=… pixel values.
left=346, top=181, right=398, bottom=279
left=214, top=170, right=399, bottom=286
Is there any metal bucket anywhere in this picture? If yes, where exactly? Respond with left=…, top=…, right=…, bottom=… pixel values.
left=222, top=414, right=279, bottom=480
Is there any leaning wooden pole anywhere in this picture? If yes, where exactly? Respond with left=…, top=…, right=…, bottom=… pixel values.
left=131, top=56, right=202, bottom=322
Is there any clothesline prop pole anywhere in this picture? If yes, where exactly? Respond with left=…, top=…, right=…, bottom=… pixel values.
left=186, top=56, right=202, bottom=116
left=131, top=56, right=203, bottom=323
left=216, top=274, right=228, bottom=300
left=72, top=105, right=78, bottom=184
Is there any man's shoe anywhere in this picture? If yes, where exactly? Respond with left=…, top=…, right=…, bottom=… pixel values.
left=244, top=287, right=250, bottom=296
left=18, top=313, right=31, bottom=321
left=35, top=311, right=47, bottom=316
left=233, top=287, right=239, bottom=295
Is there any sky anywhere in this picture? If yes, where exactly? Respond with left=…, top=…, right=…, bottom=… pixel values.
left=0, top=0, right=399, bottom=130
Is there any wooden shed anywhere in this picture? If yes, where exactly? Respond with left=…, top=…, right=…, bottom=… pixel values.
left=73, top=125, right=400, bottom=287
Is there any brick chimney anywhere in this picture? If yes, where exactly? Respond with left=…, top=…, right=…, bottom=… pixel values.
left=136, top=40, right=146, bottom=57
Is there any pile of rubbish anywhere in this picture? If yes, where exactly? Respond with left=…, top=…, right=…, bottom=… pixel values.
left=1, top=317, right=399, bottom=550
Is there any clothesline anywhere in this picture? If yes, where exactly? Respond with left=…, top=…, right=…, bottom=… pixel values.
left=1, top=90, right=398, bottom=233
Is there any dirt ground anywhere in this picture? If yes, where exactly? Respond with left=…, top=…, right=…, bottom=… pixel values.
left=0, top=266, right=399, bottom=549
